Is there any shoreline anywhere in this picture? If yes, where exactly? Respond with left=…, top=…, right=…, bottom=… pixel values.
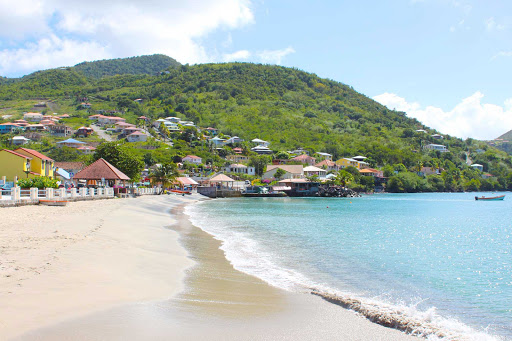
left=10, top=195, right=419, bottom=340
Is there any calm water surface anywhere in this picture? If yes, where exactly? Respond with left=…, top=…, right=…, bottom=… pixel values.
left=186, top=193, right=512, bottom=339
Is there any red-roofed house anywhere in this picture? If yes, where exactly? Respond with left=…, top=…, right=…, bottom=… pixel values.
left=126, top=131, right=148, bottom=142
left=74, top=158, right=130, bottom=186
left=291, top=154, right=317, bottom=166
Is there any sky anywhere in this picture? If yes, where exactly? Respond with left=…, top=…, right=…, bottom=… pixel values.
left=0, top=0, right=511, bottom=140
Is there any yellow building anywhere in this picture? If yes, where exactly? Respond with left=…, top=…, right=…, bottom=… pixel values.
left=335, top=157, right=365, bottom=169
left=0, top=149, right=33, bottom=181
left=14, top=148, right=55, bottom=178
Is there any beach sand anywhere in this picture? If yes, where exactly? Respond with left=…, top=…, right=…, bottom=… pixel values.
left=8, top=195, right=419, bottom=341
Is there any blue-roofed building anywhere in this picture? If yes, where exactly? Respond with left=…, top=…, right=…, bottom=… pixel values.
left=0, top=123, right=25, bottom=134
left=56, top=138, right=86, bottom=148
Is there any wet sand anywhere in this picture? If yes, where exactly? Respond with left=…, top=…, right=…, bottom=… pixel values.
left=13, top=198, right=419, bottom=341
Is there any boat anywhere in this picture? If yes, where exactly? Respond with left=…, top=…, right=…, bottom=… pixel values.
left=39, top=199, right=68, bottom=206
left=170, top=189, right=192, bottom=195
left=475, top=195, right=505, bottom=201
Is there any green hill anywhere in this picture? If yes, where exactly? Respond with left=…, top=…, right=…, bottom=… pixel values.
left=496, top=130, right=512, bottom=141
left=1, top=59, right=511, bottom=192
left=73, top=54, right=180, bottom=78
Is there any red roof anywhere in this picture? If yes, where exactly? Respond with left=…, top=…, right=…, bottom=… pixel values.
left=292, top=154, right=315, bottom=161
left=1, top=149, right=32, bottom=159
left=14, top=148, right=53, bottom=161
left=128, top=131, right=146, bottom=136
left=73, top=158, right=130, bottom=180
left=184, top=155, right=201, bottom=159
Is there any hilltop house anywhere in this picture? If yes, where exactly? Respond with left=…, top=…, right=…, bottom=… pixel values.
left=23, top=112, right=43, bottom=122
left=209, top=136, right=226, bottom=146
left=251, top=145, right=273, bottom=154
left=315, top=159, right=338, bottom=172
left=183, top=155, right=202, bottom=165
left=424, top=144, right=448, bottom=153
left=224, top=136, right=244, bottom=145
left=471, top=164, right=484, bottom=172
left=336, top=157, right=367, bottom=169
left=14, top=148, right=54, bottom=178
left=417, top=167, right=442, bottom=177
left=226, top=154, right=250, bottom=163
left=11, top=136, right=31, bottom=146
left=315, top=152, right=332, bottom=161
left=251, top=138, right=269, bottom=147
left=263, top=165, right=304, bottom=180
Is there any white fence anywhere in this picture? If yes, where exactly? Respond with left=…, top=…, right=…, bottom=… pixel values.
left=0, top=187, right=115, bottom=206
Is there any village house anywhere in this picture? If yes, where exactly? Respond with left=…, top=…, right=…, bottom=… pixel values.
left=226, top=154, right=250, bottom=163
left=0, top=123, right=25, bottom=134
left=303, top=166, right=327, bottom=179
left=223, top=164, right=256, bottom=176
left=358, top=168, right=383, bottom=177
left=122, top=127, right=143, bottom=136
left=336, top=157, right=367, bottom=169
left=204, top=127, right=218, bottom=135
left=54, top=162, right=85, bottom=179
left=417, top=167, right=442, bottom=177
left=263, top=165, right=304, bottom=180
left=11, top=136, right=31, bottom=146
left=56, top=138, right=86, bottom=149
left=26, top=124, right=46, bottom=132
left=23, top=112, right=43, bottom=122
left=13, top=120, right=29, bottom=127
left=76, top=146, right=96, bottom=155
left=0, top=149, right=33, bottom=181
left=251, top=138, right=270, bottom=147
left=183, top=155, right=202, bottom=164
left=251, top=145, right=273, bottom=154
left=14, top=148, right=55, bottom=178
left=96, top=115, right=126, bottom=126
left=424, top=144, right=448, bottom=153
left=75, top=126, right=93, bottom=138
left=48, top=124, right=73, bottom=137
left=315, top=152, right=332, bottom=161
left=126, top=131, right=148, bottom=143
left=315, top=159, right=338, bottom=172
left=431, top=134, right=444, bottom=139
left=291, top=154, right=317, bottom=166
left=80, top=102, right=92, bottom=109
left=224, top=136, right=244, bottom=145
left=209, top=136, right=226, bottom=146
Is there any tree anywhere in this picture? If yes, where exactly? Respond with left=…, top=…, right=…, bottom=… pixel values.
left=249, top=155, right=270, bottom=176
left=149, top=162, right=179, bottom=194
left=274, top=168, right=286, bottom=180
left=93, top=142, right=144, bottom=181
left=335, top=169, right=354, bottom=187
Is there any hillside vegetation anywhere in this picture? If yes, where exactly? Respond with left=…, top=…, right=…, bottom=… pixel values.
left=1, top=56, right=512, bottom=192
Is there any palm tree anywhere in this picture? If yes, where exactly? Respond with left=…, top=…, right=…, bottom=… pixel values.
left=335, top=169, right=354, bottom=187
left=149, top=163, right=179, bottom=194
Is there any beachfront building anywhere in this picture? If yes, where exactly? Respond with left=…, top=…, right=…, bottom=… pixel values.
left=0, top=149, right=33, bottom=181
left=73, top=158, right=130, bottom=187
left=11, top=136, right=31, bottom=146
left=54, top=162, right=85, bottom=180
left=183, top=155, right=202, bottom=164
left=57, top=138, right=86, bottom=149
left=358, top=168, right=383, bottom=177
left=291, top=154, right=316, bottom=166
left=14, top=148, right=55, bottom=178
left=23, top=112, right=43, bottom=122
left=206, top=173, right=236, bottom=189
left=263, top=165, right=304, bottom=180
left=223, top=164, right=256, bottom=176
left=174, top=177, right=199, bottom=191
left=424, top=144, right=448, bottom=153
left=303, top=166, right=327, bottom=179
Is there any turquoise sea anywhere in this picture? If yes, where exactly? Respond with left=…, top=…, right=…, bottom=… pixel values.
left=186, top=193, right=512, bottom=340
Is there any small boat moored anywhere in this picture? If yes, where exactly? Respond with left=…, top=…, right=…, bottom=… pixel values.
left=39, top=199, right=68, bottom=206
left=475, top=195, right=505, bottom=201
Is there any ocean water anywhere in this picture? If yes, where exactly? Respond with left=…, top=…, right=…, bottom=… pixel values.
left=185, top=193, right=512, bottom=340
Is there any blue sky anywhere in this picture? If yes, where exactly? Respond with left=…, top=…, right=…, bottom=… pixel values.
left=0, top=0, right=511, bottom=139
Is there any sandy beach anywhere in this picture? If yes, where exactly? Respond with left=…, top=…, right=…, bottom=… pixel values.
left=3, top=195, right=419, bottom=341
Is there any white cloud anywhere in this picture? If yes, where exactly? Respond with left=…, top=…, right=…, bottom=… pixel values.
left=257, top=46, right=295, bottom=64
left=491, top=51, right=512, bottom=60
left=0, top=0, right=255, bottom=76
left=485, top=17, right=505, bottom=32
left=373, top=92, right=512, bottom=140
left=223, top=50, right=251, bottom=62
